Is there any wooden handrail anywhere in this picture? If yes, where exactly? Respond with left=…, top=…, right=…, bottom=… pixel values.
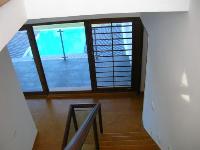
left=62, top=103, right=103, bottom=150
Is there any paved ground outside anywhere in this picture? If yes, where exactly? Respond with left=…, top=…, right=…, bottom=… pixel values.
left=12, top=58, right=91, bottom=92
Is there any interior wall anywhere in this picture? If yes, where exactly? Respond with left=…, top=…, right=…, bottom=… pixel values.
left=0, top=47, right=37, bottom=150
left=0, top=1, right=38, bottom=149
left=141, top=0, right=200, bottom=149
left=25, top=0, right=189, bottom=19
left=0, top=0, right=27, bottom=51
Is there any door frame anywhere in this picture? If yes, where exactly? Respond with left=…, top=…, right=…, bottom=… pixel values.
left=84, top=18, right=144, bottom=93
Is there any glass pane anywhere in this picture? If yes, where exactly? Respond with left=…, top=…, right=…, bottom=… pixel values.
left=7, top=31, right=42, bottom=92
left=92, top=22, right=133, bottom=88
left=81, top=127, right=95, bottom=150
left=34, top=22, right=91, bottom=91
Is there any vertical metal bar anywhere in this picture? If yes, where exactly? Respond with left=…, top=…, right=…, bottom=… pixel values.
left=93, top=27, right=98, bottom=58
left=26, top=25, right=49, bottom=94
left=111, top=23, right=115, bottom=88
left=58, top=29, right=67, bottom=60
left=84, top=21, right=97, bottom=91
left=93, top=118, right=100, bottom=150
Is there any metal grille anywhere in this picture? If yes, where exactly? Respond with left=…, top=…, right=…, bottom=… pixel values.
left=91, top=22, right=133, bottom=88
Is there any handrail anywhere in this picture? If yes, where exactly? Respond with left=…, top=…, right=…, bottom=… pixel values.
left=62, top=103, right=103, bottom=150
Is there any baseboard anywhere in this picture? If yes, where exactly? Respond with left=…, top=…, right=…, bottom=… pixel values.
left=32, top=130, right=39, bottom=150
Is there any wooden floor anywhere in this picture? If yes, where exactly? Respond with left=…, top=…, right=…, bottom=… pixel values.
left=27, top=93, right=160, bottom=150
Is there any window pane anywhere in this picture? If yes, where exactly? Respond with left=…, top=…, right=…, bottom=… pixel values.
left=7, top=31, right=42, bottom=92
left=92, top=22, right=133, bottom=88
left=34, top=22, right=91, bottom=91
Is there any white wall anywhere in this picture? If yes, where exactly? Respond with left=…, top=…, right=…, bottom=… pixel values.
left=0, top=1, right=37, bottom=149
left=141, top=0, right=200, bottom=149
left=25, top=0, right=190, bottom=19
left=0, top=47, right=37, bottom=150
left=0, top=0, right=27, bottom=51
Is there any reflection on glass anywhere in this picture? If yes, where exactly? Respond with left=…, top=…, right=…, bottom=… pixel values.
left=7, top=31, right=42, bottom=92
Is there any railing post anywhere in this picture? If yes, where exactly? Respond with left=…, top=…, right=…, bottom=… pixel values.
left=98, top=105, right=103, bottom=133
left=93, top=118, right=100, bottom=150
left=63, top=103, right=103, bottom=150
left=62, top=106, right=73, bottom=150
left=72, top=108, right=78, bottom=131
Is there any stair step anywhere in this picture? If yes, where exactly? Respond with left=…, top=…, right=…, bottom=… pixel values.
left=100, top=145, right=160, bottom=150
left=100, top=139, right=154, bottom=146
left=98, top=132, right=160, bottom=149
left=101, top=132, right=149, bottom=138
left=101, top=131, right=148, bottom=135
left=101, top=135, right=150, bottom=141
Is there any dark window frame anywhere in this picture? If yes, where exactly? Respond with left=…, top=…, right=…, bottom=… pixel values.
left=17, top=17, right=143, bottom=99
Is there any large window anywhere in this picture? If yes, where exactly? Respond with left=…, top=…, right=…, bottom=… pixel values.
left=6, top=18, right=143, bottom=95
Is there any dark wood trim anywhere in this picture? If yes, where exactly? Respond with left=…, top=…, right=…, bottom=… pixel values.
left=88, top=18, right=137, bottom=92
left=93, top=118, right=100, bottom=150
left=131, top=20, right=134, bottom=88
left=71, top=103, right=96, bottom=108
left=87, top=17, right=140, bottom=24
left=24, top=17, right=140, bottom=27
left=26, top=18, right=86, bottom=27
left=132, top=18, right=144, bottom=94
left=71, top=109, right=79, bottom=131
left=24, top=91, right=136, bottom=100
left=84, top=21, right=97, bottom=91
left=26, top=25, right=49, bottom=94
left=98, top=105, right=103, bottom=133
left=19, top=25, right=28, bottom=31
left=94, top=87, right=133, bottom=92
left=24, top=90, right=93, bottom=99
left=62, top=106, right=73, bottom=150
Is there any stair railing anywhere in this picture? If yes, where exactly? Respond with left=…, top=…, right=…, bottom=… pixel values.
left=62, top=103, right=103, bottom=150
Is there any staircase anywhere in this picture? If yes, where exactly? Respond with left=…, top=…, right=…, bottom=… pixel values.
left=63, top=103, right=160, bottom=150
left=99, top=132, right=160, bottom=150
